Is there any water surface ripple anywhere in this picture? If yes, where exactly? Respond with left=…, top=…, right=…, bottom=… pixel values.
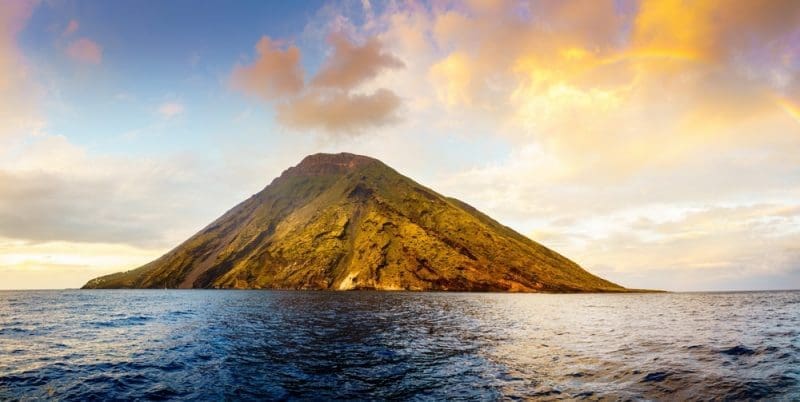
left=1, top=290, right=798, bottom=400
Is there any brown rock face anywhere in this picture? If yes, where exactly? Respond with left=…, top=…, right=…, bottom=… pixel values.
left=83, top=153, right=626, bottom=292
left=282, top=153, right=377, bottom=177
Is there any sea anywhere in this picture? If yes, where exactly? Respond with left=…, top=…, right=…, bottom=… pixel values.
left=0, top=290, right=798, bottom=400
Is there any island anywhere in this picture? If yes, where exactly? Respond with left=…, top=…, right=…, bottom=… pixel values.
left=84, top=153, right=627, bottom=292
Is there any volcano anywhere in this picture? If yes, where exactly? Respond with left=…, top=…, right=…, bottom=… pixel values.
left=83, top=153, right=624, bottom=292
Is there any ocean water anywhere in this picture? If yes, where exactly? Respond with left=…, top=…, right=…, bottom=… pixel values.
left=0, top=290, right=798, bottom=400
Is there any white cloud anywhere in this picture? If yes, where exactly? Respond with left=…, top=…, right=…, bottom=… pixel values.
left=0, top=238, right=163, bottom=289
left=158, top=101, right=185, bottom=119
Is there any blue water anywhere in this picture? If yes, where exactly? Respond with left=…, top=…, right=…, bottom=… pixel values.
left=1, top=290, right=798, bottom=400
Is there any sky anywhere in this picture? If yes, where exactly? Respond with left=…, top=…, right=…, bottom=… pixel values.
left=1, top=0, right=799, bottom=291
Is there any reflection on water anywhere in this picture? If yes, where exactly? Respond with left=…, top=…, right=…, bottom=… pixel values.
left=1, top=290, right=799, bottom=400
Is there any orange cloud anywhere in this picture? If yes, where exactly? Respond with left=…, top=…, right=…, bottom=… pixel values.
left=354, top=0, right=800, bottom=289
left=0, top=239, right=163, bottom=290
left=414, top=0, right=800, bottom=174
left=776, top=97, right=800, bottom=125
left=311, top=32, right=404, bottom=90
left=232, top=32, right=404, bottom=134
left=66, top=38, right=102, bottom=64
left=429, top=52, right=473, bottom=107
left=632, top=0, right=800, bottom=62
left=0, top=0, right=35, bottom=37
left=277, top=88, right=401, bottom=133
left=231, top=36, right=304, bottom=100
left=534, top=0, right=624, bottom=49
left=63, top=19, right=79, bottom=36
left=158, top=102, right=185, bottom=119
left=0, top=0, right=39, bottom=144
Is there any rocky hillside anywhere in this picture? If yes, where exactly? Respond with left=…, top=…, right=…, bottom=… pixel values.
left=83, top=153, right=625, bottom=292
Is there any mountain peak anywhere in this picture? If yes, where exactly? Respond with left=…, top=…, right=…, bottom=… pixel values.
left=283, top=152, right=380, bottom=177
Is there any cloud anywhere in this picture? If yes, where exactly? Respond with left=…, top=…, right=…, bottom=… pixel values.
left=66, top=37, right=102, bottom=64
left=0, top=89, right=321, bottom=289
left=0, top=126, right=324, bottom=288
left=0, top=1, right=308, bottom=289
left=277, top=88, right=401, bottom=132
left=311, top=32, right=404, bottom=90
left=633, top=0, right=800, bottom=62
left=231, top=36, right=304, bottom=100
left=567, top=204, right=800, bottom=291
left=335, top=0, right=800, bottom=290
left=0, top=169, right=160, bottom=245
left=232, top=32, right=405, bottom=135
left=3, top=0, right=799, bottom=291
left=0, top=239, right=162, bottom=289
left=0, top=134, right=248, bottom=249
left=63, top=19, right=79, bottom=36
left=158, top=101, right=185, bottom=119
left=393, top=0, right=800, bottom=178
left=0, top=0, right=40, bottom=144
left=429, top=52, right=473, bottom=107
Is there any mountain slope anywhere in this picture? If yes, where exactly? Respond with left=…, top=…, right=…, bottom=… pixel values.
left=83, top=153, right=625, bottom=292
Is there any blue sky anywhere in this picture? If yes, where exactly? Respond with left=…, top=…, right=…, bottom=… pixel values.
left=20, top=1, right=325, bottom=156
left=1, top=0, right=799, bottom=290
